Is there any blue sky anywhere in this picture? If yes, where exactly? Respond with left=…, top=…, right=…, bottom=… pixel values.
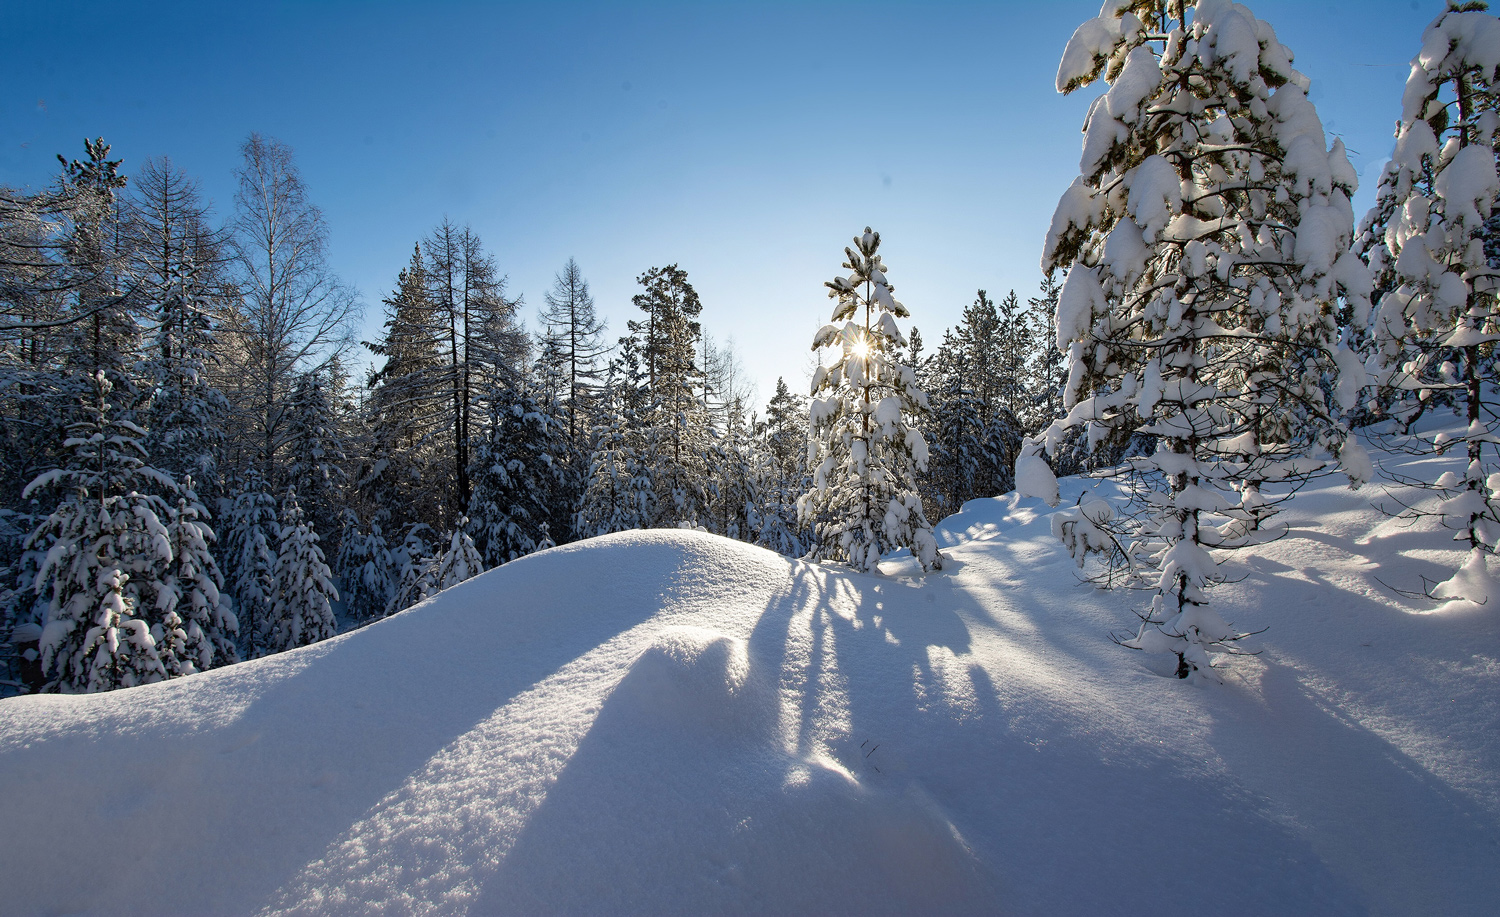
left=1, top=0, right=1439, bottom=410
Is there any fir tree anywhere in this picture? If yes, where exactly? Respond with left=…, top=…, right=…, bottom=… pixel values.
left=335, top=511, right=393, bottom=622
left=704, top=399, right=757, bottom=539
left=132, top=158, right=231, bottom=501
left=800, top=228, right=942, bottom=573
left=386, top=523, right=438, bottom=615
left=1027, top=272, right=1067, bottom=433
left=283, top=368, right=350, bottom=550
left=925, top=329, right=989, bottom=514
left=158, top=477, right=238, bottom=675
left=576, top=365, right=655, bottom=537
left=751, top=378, right=811, bottom=555
left=362, top=244, right=447, bottom=534
left=24, top=372, right=173, bottom=692
left=267, top=489, right=337, bottom=652
left=433, top=518, right=484, bottom=591
left=58, top=139, right=140, bottom=412
left=467, top=385, right=571, bottom=565
left=222, top=476, right=279, bottom=657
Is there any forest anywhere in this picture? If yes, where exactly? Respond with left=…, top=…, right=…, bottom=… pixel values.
left=0, top=131, right=1077, bottom=693
left=1, top=0, right=1497, bottom=694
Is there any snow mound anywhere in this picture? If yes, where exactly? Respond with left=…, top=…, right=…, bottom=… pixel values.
left=3, top=464, right=1500, bottom=916
left=609, top=626, right=773, bottom=736
left=492, top=623, right=995, bottom=915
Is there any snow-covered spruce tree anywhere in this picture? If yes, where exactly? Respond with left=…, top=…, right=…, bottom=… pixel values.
left=57, top=140, right=142, bottom=417
left=800, top=228, right=941, bottom=573
left=158, top=477, right=238, bottom=675
left=575, top=373, right=656, bottom=538
left=749, top=377, right=810, bottom=555
left=283, top=368, right=350, bottom=552
left=704, top=399, right=757, bottom=540
left=386, top=524, right=439, bottom=615
left=433, top=518, right=484, bottom=591
left=335, top=511, right=393, bottom=622
left=1026, top=0, right=1371, bottom=677
left=267, top=489, right=337, bottom=653
left=925, top=291, right=1028, bottom=511
left=222, top=476, right=279, bottom=656
left=1357, top=3, right=1500, bottom=603
left=24, top=372, right=171, bottom=692
left=467, top=386, right=570, bottom=565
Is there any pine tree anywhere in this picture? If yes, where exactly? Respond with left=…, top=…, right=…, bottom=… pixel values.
left=57, top=139, right=140, bottom=412
left=576, top=364, right=656, bottom=537
left=994, top=290, right=1037, bottom=423
left=704, top=399, right=757, bottom=539
left=629, top=264, right=710, bottom=527
left=1027, top=272, right=1068, bottom=433
left=925, top=329, right=989, bottom=514
left=926, top=291, right=1028, bottom=507
left=0, top=143, right=130, bottom=512
left=762, top=377, right=807, bottom=484
left=1358, top=3, right=1500, bottom=602
left=1029, top=0, right=1372, bottom=677
left=23, top=372, right=173, bottom=692
left=800, top=228, right=942, bottom=573
left=751, top=378, right=810, bottom=555
left=267, top=489, right=337, bottom=652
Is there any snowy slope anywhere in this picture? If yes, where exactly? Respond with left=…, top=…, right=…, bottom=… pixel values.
left=2, top=440, right=1498, bottom=916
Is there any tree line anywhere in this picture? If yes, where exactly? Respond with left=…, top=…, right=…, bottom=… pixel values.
left=0, top=133, right=1072, bottom=694
left=8, top=0, right=1490, bottom=692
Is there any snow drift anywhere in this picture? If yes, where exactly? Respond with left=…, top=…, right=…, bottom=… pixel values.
left=2, top=452, right=1499, bottom=915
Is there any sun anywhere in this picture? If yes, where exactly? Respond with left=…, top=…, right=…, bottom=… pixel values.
left=850, top=336, right=870, bottom=360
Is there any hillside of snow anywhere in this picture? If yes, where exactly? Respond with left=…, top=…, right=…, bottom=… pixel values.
left=1, top=436, right=1498, bottom=916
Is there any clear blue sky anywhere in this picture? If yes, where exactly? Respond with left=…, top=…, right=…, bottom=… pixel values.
left=1, top=0, right=1439, bottom=411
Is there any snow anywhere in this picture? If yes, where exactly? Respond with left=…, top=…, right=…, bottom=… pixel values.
left=1055, top=265, right=1105, bottom=349
left=1433, top=145, right=1499, bottom=232
left=3, top=439, right=1500, bottom=915
left=1124, top=155, right=1181, bottom=242
left=1013, top=453, right=1059, bottom=506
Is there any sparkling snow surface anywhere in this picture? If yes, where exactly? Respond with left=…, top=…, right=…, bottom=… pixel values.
left=2, top=440, right=1498, bottom=915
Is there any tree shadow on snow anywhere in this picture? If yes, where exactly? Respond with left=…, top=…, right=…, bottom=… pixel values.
left=854, top=553, right=1373, bottom=916
left=1205, top=661, right=1500, bottom=916
left=472, top=559, right=1001, bottom=916
left=208, top=536, right=724, bottom=915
